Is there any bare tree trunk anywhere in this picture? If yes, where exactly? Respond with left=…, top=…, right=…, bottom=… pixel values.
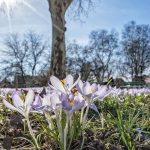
left=51, top=16, right=66, bottom=78
left=48, top=0, right=72, bottom=79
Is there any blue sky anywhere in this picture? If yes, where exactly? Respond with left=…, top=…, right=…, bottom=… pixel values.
left=0, top=0, right=150, bottom=45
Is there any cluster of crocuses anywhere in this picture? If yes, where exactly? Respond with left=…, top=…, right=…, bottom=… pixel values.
left=2, top=74, right=112, bottom=149
left=111, top=87, right=150, bottom=97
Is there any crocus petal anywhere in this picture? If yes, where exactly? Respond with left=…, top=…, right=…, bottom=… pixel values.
left=3, top=99, right=25, bottom=116
left=74, top=93, right=84, bottom=102
left=72, top=93, right=85, bottom=111
left=83, top=82, right=92, bottom=95
left=69, top=93, right=74, bottom=100
left=3, top=99, right=18, bottom=111
left=42, top=94, right=51, bottom=106
left=25, top=90, right=35, bottom=107
left=65, top=74, right=74, bottom=88
left=94, top=85, right=107, bottom=96
left=50, top=93, right=61, bottom=109
left=76, top=80, right=84, bottom=94
left=48, top=84, right=58, bottom=91
left=50, top=76, right=66, bottom=93
left=72, top=100, right=85, bottom=111
left=93, top=86, right=112, bottom=101
left=12, top=93, right=24, bottom=108
left=68, top=74, right=81, bottom=91
left=32, top=95, right=42, bottom=108
left=60, top=93, right=72, bottom=111
left=62, top=99, right=72, bottom=111
left=91, top=83, right=98, bottom=92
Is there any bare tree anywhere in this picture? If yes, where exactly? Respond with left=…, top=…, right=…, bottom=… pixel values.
left=122, top=21, right=150, bottom=80
left=47, top=0, right=98, bottom=78
left=89, top=30, right=118, bottom=82
left=1, top=34, right=29, bottom=86
left=1, top=32, right=49, bottom=87
left=66, top=30, right=118, bottom=82
left=25, top=31, right=49, bottom=76
left=116, top=58, right=128, bottom=79
left=66, top=42, right=83, bottom=74
left=66, top=42, right=92, bottom=81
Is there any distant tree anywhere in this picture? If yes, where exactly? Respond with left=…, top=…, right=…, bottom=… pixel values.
left=66, top=42, right=92, bottom=81
left=66, top=42, right=82, bottom=75
left=67, top=30, right=118, bottom=82
left=47, top=0, right=99, bottom=78
left=89, top=30, right=118, bottom=82
left=25, top=31, right=49, bottom=76
left=122, top=21, right=150, bottom=80
left=1, top=32, right=49, bottom=87
left=116, top=58, right=129, bottom=79
left=1, top=34, right=29, bottom=85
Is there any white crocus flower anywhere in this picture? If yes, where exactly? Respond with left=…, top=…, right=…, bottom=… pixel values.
left=41, top=92, right=61, bottom=111
left=3, top=89, right=34, bottom=117
left=49, top=74, right=80, bottom=93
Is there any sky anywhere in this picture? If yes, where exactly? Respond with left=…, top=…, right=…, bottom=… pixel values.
left=0, top=0, right=150, bottom=46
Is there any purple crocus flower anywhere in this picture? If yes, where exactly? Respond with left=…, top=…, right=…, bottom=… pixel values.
left=60, top=92, right=85, bottom=112
left=76, top=80, right=112, bottom=114
left=33, top=92, right=62, bottom=112
left=32, top=94, right=42, bottom=109
left=76, top=80, right=111, bottom=102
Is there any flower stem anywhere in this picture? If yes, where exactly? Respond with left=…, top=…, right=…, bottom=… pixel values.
left=55, top=110, right=63, bottom=147
left=83, top=104, right=90, bottom=124
left=26, top=116, right=39, bottom=149
left=80, top=107, right=85, bottom=124
left=64, top=113, right=69, bottom=150
left=101, top=113, right=104, bottom=129
left=45, top=112, right=54, bottom=129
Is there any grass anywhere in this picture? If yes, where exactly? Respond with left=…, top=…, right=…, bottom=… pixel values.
left=0, top=91, right=150, bottom=150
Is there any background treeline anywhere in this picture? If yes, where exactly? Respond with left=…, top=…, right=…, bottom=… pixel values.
left=0, top=21, right=150, bottom=87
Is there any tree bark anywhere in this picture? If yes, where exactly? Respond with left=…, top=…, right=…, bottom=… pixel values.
left=48, top=0, right=73, bottom=79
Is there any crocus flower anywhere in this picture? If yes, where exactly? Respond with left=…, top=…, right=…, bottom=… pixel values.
left=94, top=84, right=112, bottom=100
left=76, top=80, right=111, bottom=102
left=76, top=80, right=112, bottom=115
left=49, top=74, right=80, bottom=93
left=32, top=94, right=42, bottom=109
left=33, top=92, right=61, bottom=112
left=60, top=92, right=85, bottom=113
left=3, top=90, right=34, bottom=117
